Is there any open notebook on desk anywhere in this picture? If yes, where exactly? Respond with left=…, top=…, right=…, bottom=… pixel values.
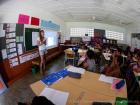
left=99, top=74, right=117, bottom=84
left=40, top=87, right=69, bottom=105
left=67, top=66, right=85, bottom=74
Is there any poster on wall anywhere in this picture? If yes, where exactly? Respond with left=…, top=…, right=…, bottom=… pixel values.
left=0, top=24, right=5, bottom=38
left=17, top=43, right=23, bottom=55
left=18, top=14, right=30, bottom=24
left=41, top=20, right=47, bottom=27
left=1, top=49, right=7, bottom=60
left=4, top=23, right=19, bottom=68
left=31, top=17, right=40, bottom=26
left=9, top=57, right=19, bottom=67
left=19, top=51, right=39, bottom=64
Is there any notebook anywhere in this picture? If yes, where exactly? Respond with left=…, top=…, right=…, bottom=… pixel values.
left=99, top=74, right=116, bottom=84
left=67, top=66, right=85, bottom=74
left=40, top=87, right=69, bottom=105
left=41, top=69, right=69, bottom=86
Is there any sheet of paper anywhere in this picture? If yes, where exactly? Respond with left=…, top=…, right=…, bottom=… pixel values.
left=12, top=61, right=19, bottom=67
left=8, top=42, right=16, bottom=48
left=8, top=52, right=17, bottom=59
left=9, top=48, right=16, bottom=53
left=32, top=32, right=39, bottom=46
left=7, top=27, right=15, bottom=32
left=99, top=74, right=116, bottom=84
left=67, top=66, right=85, bottom=74
left=20, top=36, right=24, bottom=42
left=6, top=33, right=16, bottom=38
left=0, top=24, right=5, bottom=38
left=103, top=53, right=111, bottom=61
left=9, top=23, right=16, bottom=28
left=1, top=49, right=7, bottom=59
left=17, top=44, right=23, bottom=55
left=6, top=39, right=16, bottom=43
left=19, top=56, right=24, bottom=64
left=16, top=36, right=20, bottom=42
left=9, top=57, right=18, bottom=63
left=40, top=87, right=69, bottom=105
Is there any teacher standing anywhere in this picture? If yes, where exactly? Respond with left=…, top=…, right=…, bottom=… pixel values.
left=37, top=30, right=47, bottom=75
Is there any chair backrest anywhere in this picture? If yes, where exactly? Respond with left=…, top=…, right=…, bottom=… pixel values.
left=65, top=51, right=75, bottom=59
left=120, top=65, right=140, bottom=104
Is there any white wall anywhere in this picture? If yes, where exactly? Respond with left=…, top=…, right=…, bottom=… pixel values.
left=0, top=0, right=133, bottom=45
left=0, top=0, right=66, bottom=36
left=66, top=22, right=127, bottom=44
left=125, top=23, right=140, bottom=49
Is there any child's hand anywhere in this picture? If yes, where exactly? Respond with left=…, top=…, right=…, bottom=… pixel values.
left=83, top=62, right=88, bottom=68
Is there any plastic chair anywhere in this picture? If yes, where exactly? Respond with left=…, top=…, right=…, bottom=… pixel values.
left=64, top=51, right=75, bottom=66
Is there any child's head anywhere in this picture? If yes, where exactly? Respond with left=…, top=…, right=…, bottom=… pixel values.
left=31, top=96, right=54, bottom=105
left=137, top=51, right=140, bottom=61
left=86, top=50, right=95, bottom=59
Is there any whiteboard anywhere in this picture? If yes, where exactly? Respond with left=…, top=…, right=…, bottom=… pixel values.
left=32, top=32, right=39, bottom=46
left=45, top=31, right=58, bottom=48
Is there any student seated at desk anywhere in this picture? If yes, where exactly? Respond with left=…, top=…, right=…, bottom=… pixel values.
left=132, top=52, right=140, bottom=73
left=79, top=50, right=96, bottom=72
left=80, top=43, right=88, bottom=50
left=94, top=42, right=102, bottom=51
left=18, top=96, right=54, bottom=105
left=124, top=46, right=131, bottom=56
left=125, top=51, right=133, bottom=65
left=104, top=48, right=121, bottom=78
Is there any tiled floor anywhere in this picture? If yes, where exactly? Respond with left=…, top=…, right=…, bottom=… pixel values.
left=0, top=55, right=64, bottom=105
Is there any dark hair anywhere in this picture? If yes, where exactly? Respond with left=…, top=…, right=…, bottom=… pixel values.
left=18, top=102, right=27, bottom=105
left=137, top=51, right=140, bottom=58
left=31, top=96, right=54, bottom=105
left=39, top=30, right=44, bottom=42
left=117, top=47, right=123, bottom=54
left=86, top=50, right=95, bottom=59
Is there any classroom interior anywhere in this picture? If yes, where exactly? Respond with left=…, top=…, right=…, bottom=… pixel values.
left=0, top=0, right=140, bottom=105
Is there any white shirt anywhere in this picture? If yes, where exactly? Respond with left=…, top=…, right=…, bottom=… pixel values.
left=37, top=37, right=47, bottom=51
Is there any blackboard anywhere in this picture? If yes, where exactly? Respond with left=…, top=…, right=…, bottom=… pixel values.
left=94, top=29, right=105, bottom=38
left=16, top=24, right=24, bottom=36
left=25, top=28, right=40, bottom=51
left=0, top=37, right=6, bottom=50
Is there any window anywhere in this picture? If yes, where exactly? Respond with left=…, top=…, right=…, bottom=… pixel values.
left=45, top=31, right=58, bottom=49
left=70, top=28, right=94, bottom=37
left=87, top=28, right=94, bottom=36
left=106, top=30, right=124, bottom=40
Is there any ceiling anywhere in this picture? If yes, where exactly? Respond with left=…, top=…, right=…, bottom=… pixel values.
left=1, top=0, right=140, bottom=26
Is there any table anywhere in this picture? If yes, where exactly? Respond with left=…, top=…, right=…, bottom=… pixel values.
left=30, top=71, right=127, bottom=105
left=60, top=44, right=77, bottom=51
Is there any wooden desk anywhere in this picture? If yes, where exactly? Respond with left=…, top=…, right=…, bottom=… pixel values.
left=30, top=79, right=115, bottom=105
left=30, top=71, right=127, bottom=105
left=62, top=72, right=127, bottom=98
left=64, top=48, right=87, bottom=56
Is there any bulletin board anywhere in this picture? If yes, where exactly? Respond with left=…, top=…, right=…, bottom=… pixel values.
left=25, top=28, right=40, bottom=51
left=0, top=24, right=6, bottom=57
left=93, top=29, right=105, bottom=45
left=0, top=23, right=25, bottom=67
